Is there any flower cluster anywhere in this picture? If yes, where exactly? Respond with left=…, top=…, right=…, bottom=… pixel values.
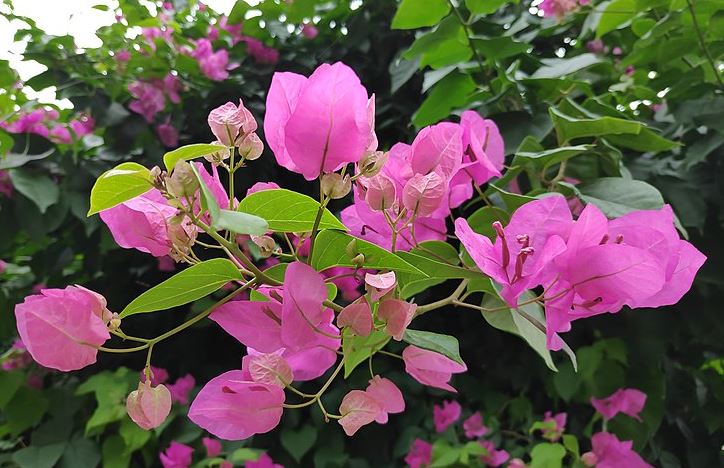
left=455, top=197, right=706, bottom=349
left=1, top=108, right=94, bottom=144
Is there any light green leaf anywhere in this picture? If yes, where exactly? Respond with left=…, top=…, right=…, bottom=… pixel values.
left=311, top=229, right=425, bottom=275
left=9, top=168, right=59, bottom=213
left=531, top=54, right=604, bottom=79
left=342, top=329, right=390, bottom=378
left=562, top=434, right=580, bottom=457
left=514, top=145, right=593, bottom=170
left=597, top=0, right=636, bottom=37
left=87, top=162, right=151, bottom=215
left=391, top=0, right=450, bottom=29
left=228, top=0, right=249, bottom=23
left=577, top=177, right=664, bottom=217
left=549, top=107, right=641, bottom=142
left=0, top=149, right=54, bottom=170
left=402, top=329, right=465, bottom=365
left=413, top=72, right=476, bottom=127
left=163, top=143, right=226, bottom=171
left=119, top=418, right=150, bottom=455
left=120, top=259, right=243, bottom=317
left=466, top=0, right=512, bottom=14
left=397, top=241, right=470, bottom=298
left=530, top=443, right=566, bottom=468
left=396, top=250, right=480, bottom=279
left=102, top=436, right=130, bottom=468
left=237, top=189, right=346, bottom=232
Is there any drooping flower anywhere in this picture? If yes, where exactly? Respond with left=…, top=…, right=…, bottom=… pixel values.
left=207, top=100, right=257, bottom=146
left=246, top=350, right=293, bottom=387
left=365, top=375, right=405, bottom=423
left=581, top=432, right=652, bottom=468
left=49, top=125, right=72, bottom=144
left=241, top=37, right=279, bottom=65
left=405, top=439, right=433, bottom=468
left=192, top=39, right=231, bottom=81
left=167, top=374, right=196, bottom=404
left=365, top=271, right=396, bottom=302
left=433, top=400, right=462, bottom=433
left=264, top=62, right=375, bottom=180
left=377, top=299, right=416, bottom=341
left=591, top=388, right=647, bottom=421
left=15, top=286, right=111, bottom=371
left=247, top=182, right=280, bottom=195
left=126, top=381, right=173, bottom=430
left=479, top=439, right=510, bottom=467
left=202, top=437, right=222, bottom=458
left=459, top=110, right=504, bottom=186
left=463, top=411, right=489, bottom=439
left=160, top=441, right=194, bottom=468
left=402, top=345, right=467, bottom=392
left=69, top=114, right=95, bottom=138
left=188, top=370, right=285, bottom=440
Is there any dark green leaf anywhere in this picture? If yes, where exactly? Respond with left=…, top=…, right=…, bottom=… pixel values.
left=577, top=177, right=665, bottom=217
left=549, top=107, right=641, bottom=142
left=413, top=72, right=476, bottom=127
left=597, top=0, right=636, bottom=37
left=12, top=443, right=66, bottom=468
left=9, top=169, right=59, bottom=213
left=531, top=54, right=604, bottom=79
left=402, top=329, right=465, bottom=365
left=281, top=426, right=318, bottom=463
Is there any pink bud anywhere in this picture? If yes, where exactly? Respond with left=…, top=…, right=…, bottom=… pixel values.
left=365, top=174, right=397, bottom=211
left=337, top=300, right=373, bottom=336
left=377, top=299, right=416, bottom=341
left=402, top=172, right=446, bottom=216
left=248, top=351, right=293, bottom=387
left=581, top=452, right=598, bottom=466
left=207, top=100, right=257, bottom=146
left=238, top=132, right=264, bottom=160
left=126, top=381, right=172, bottom=430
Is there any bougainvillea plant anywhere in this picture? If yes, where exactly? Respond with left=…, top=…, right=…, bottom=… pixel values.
left=13, top=56, right=705, bottom=465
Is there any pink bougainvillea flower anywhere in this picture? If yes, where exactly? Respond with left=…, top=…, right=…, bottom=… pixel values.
left=405, top=439, right=432, bottom=468
left=264, top=62, right=374, bottom=180
left=463, top=411, right=489, bottom=439
left=160, top=441, right=194, bottom=468
left=337, top=300, right=373, bottom=336
left=160, top=73, right=182, bottom=103
left=508, top=459, right=527, bottom=468
left=207, top=100, right=257, bottom=146
left=49, top=125, right=72, bottom=144
left=582, top=432, right=652, bottom=468
left=157, top=122, right=179, bottom=148
left=540, top=411, right=567, bottom=441
left=202, top=437, right=222, bottom=458
left=158, top=256, right=176, bottom=272
left=409, top=122, right=463, bottom=179
left=247, top=182, right=280, bottom=195
left=192, top=39, right=231, bottom=81
left=281, top=261, right=331, bottom=347
left=246, top=350, right=293, bottom=387
left=241, top=37, right=279, bottom=65
left=15, top=286, right=111, bottom=371
left=115, top=49, right=131, bottom=62
left=455, top=195, right=572, bottom=306
left=539, top=0, right=579, bottom=17
left=323, top=266, right=364, bottom=301
left=126, top=381, right=172, bottom=430
left=365, top=375, right=405, bottom=423
left=140, top=366, right=169, bottom=386
left=193, top=161, right=229, bottom=210
left=69, top=114, right=95, bottom=138
left=377, top=299, right=416, bottom=341
left=363, top=174, right=397, bottom=211
left=100, top=189, right=181, bottom=257
left=301, top=23, right=318, bottom=39
left=459, top=110, right=504, bottom=186
left=586, top=39, right=606, bottom=54
left=167, top=374, right=196, bottom=404
left=1, top=338, right=33, bottom=371
left=402, top=172, right=447, bottom=217
left=365, top=271, right=396, bottom=302
left=128, top=81, right=166, bottom=122
left=245, top=453, right=283, bottom=468
left=479, top=439, right=510, bottom=467
left=433, top=400, right=462, bottom=433
left=189, top=370, right=285, bottom=440
left=591, top=388, right=647, bottom=421
left=402, top=345, right=467, bottom=392
left=338, top=389, right=382, bottom=436
left=211, top=299, right=284, bottom=353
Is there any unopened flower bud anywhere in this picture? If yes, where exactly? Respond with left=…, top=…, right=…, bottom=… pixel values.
left=108, top=312, right=122, bottom=331
left=204, top=142, right=230, bottom=165
left=251, top=235, right=276, bottom=258
left=321, top=173, right=352, bottom=199
left=351, top=253, right=365, bottom=267
left=126, top=381, right=172, bottom=430
left=365, top=174, right=396, bottom=211
left=359, top=151, right=387, bottom=177
left=150, top=166, right=166, bottom=190
left=402, top=172, right=446, bottom=216
left=581, top=452, right=598, bottom=467
left=168, top=223, right=196, bottom=260
left=345, top=239, right=359, bottom=258
left=166, top=160, right=199, bottom=199
left=238, top=133, right=263, bottom=161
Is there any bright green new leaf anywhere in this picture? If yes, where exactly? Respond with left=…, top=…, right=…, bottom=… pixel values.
left=549, top=107, right=641, bottom=142
left=228, top=0, right=249, bottom=23
left=471, top=36, right=529, bottom=61
left=87, top=162, right=151, bottom=215
left=9, top=168, right=59, bottom=213
left=397, top=241, right=471, bottom=298
left=163, top=143, right=226, bottom=171
left=402, top=329, right=465, bottom=365
left=466, top=0, right=513, bottom=14
left=342, top=329, right=390, bottom=378
left=311, top=229, right=425, bottom=275
left=237, top=189, right=346, bottom=232
left=120, top=259, right=243, bottom=317
left=514, top=145, right=593, bottom=170
left=530, top=443, right=566, bottom=468
left=597, top=0, right=636, bottom=37
left=391, top=0, right=450, bottom=29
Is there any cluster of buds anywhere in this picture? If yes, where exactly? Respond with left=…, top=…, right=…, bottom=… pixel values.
left=206, top=100, right=263, bottom=165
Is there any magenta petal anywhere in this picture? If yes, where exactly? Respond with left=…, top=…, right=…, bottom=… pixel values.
left=338, top=389, right=382, bottom=436
left=281, top=261, right=330, bottom=347
left=366, top=375, right=405, bottom=424
left=337, top=300, right=374, bottom=336
left=264, top=71, right=307, bottom=174
left=210, top=300, right=284, bottom=352
left=410, top=122, right=463, bottom=179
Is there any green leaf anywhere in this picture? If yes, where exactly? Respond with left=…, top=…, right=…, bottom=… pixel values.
left=413, top=72, right=476, bottom=127
left=487, top=184, right=536, bottom=211
left=577, top=177, right=664, bottom=217
left=466, top=0, right=512, bottom=14
left=402, top=329, right=465, bottom=365
left=237, top=189, right=346, bottom=232
left=514, top=145, right=593, bottom=170
left=228, top=0, right=249, bottom=23
left=471, top=36, right=529, bottom=60
left=120, top=259, right=243, bottom=317
left=12, top=443, right=66, bottom=468
left=605, top=129, right=679, bottom=152
left=163, top=143, right=226, bottom=171
left=102, top=436, right=130, bottom=468
left=342, top=329, right=390, bottom=378
left=465, top=206, right=511, bottom=241
left=9, top=169, right=59, bottom=213
left=59, top=435, right=101, bottom=468
left=403, top=18, right=471, bottom=69
left=311, top=229, right=425, bottom=274
left=281, top=426, right=318, bottom=463
left=2, top=387, right=49, bottom=437
left=0, top=149, right=54, bottom=170
left=530, top=443, right=566, bottom=468
left=76, top=368, right=136, bottom=434
left=215, top=209, right=269, bottom=236
left=549, top=107, right=641, bottom=142
left=396, top=250, right=480, bottom=279
left=390, top=55, right=421, bottom=93
left=0, top=371, right=24, bottom=409
left=87, top=162, right=151, bottom=215
left=531, top=54, right=604, bottom=79
left=391, top=0, right=450, bottom=29
left=562, top=434, right=580, bottom=457
left=397, top=241, right=471, bottom=298
left=431, top=440, right=462, bottom=467
left=119, top=418, right=150, bottom=455
left=597, top=0, right=636, bottom=37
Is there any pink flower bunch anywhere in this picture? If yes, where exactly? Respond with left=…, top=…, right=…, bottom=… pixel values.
left=301, top=23, right=319, bottom=39
left=455, top=197, right=706, bottom=349
left=264, top=62, right=376, bottom=180
left=2, top=108, right=93, bottom=144
left=537, top=411, right=567, bottom=441
left=241, top=37, right=280, bottom=65
left=128, top=73, right=183, bottom=122
left=343, top=110, right=504, bottom=252
left=405, top=439, right=432, bottom=468
left=433, top=400, right=461, bottom=432
left=14, top=286, right=112, bottom=371
left=208, top=16, right=243, bottom=45
left=581, top=432, right=652, bottom=467
left=142, top=26, right=174, bottom=51
left=539, top=0, right=587, bottom=17
left=192, top=39, right=232, bottom=81
left=591, top=388, right=646, bottom=421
